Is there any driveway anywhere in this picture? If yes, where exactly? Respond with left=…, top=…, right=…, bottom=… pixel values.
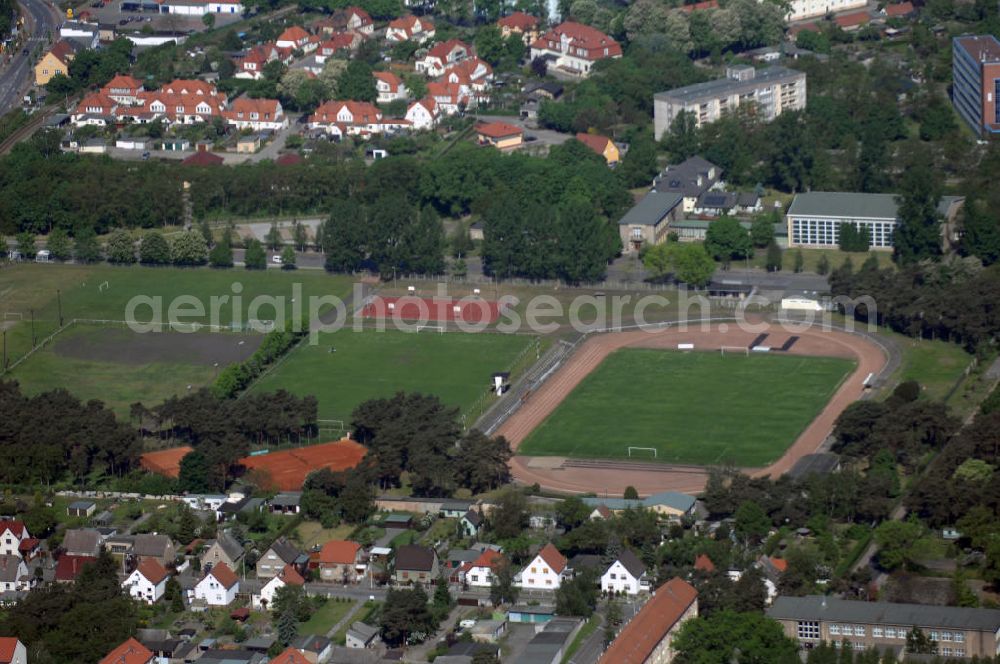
left=476, top=114, right=572, bottom=148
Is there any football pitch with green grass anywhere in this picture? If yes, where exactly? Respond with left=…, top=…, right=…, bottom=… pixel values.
left=519, top=349, right=855, bottom=467
left=250, top=330, right=540, bottom=422
left=0, top=263, right=354, bottom=362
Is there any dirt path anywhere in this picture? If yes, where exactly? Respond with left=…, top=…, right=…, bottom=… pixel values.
left=498, top=322, right=888, bottom=496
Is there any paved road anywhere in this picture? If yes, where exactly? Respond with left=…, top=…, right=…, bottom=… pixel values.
left=0, top=0, right=61, bottom=114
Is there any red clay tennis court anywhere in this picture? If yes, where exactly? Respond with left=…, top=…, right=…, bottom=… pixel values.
left=239, top=439, right=367, bottom=491
left=361, top=296, right=504, bottom=324
left=140, top=446, right=194, bottom=479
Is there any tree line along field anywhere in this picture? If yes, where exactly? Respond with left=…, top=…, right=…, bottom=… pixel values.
left=518, top=349, right=856, bottom=467
left=249, top=329, right=541, bottom=424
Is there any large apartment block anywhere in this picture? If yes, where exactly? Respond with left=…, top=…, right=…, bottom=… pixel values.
left=653, top=65, right=806, bottom=139
left=952, top=35, right=1000, bottom=137
left=786, top=0, right=866, bottom=21
left=769, top=596, right=1000, bottom=659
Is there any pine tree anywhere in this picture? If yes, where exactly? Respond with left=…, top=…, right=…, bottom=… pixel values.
left=276, top=606, right=298, bottom=646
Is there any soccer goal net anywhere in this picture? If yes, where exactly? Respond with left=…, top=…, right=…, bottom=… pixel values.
left=720, top=346, right=750, bottom=357
left=628, top=446, right=658, bottom=459
left=416, top=324, right=445, bottom=334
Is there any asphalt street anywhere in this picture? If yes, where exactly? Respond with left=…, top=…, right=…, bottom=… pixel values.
left=0, top=0, right=61, bottom=115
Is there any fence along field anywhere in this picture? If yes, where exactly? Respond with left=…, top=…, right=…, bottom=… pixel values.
left=518, top=349, right=856, bottom=467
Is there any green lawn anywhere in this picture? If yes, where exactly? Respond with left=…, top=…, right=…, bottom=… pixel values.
left=519, top=349, right=855, bottom=466
left=889, top=332, right=974, bottom=402
left=299, top=599, right=356, bottom=636
left=249, top=329, right=537, bottom=422
left=0, top=263, right=353, bottom=364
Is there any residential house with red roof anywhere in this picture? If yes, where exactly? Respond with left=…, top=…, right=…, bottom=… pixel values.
left=405, top=97, right=440, bottom=129
left=374, top=71, right=408, bottom=103
left=834, top=9, right=872, bottom=29
left=0, top=522, right=30, bottom=560
left=128, top=81, right=227, bottom=125
left=72, top=92, right=117, bottom=126
left=497, top=11, right=539, bottom=44
left=225, top=96, right=287, bottom=131
left=465, top=549, right=504, bottom=588
left=314, top=540, right=362, bottom=582
left=694, top=553, right=716, bottom=573
left=276, top=25, right=311, bottom=50
left=883, top=1, right=914, bottom=17
left=315, top=6, right=372, bottom=36
left=438, top=57, right=493, bottom=105
left=99, top=638, right=153, bottom=664
left=529, top=21, right=621, bottom=77
left=194, top=562, right=239, bottom=605
left=34, top=39, right=77, bottom=86
left=598, top=577, right=698, bottom=663
left=102, top=74, right=144, bottom=105
left=476, top=121, right=523, bottom=150
left=55, top=554, right=96, bottom=582
left=416, top=39, right=472, bottom=77
left=308, top=100, right=384, bottom=138
left=270, top=647, right=311, bottom=664
left=386, top=15, right=435, bottom=43
left=254, top=563, right=305, bottom=609
left=0, top=638, right=26, bottom=664
left=575, top=132, right=620, bottom=164
left=236, top=43, right=279, bottom=80
left=516, top=543, right=567, bottom=589
left=426, top=81, right=473, bottom=115
left=123, top=559, right=171, bottom=604
left=315, top=31, right=362, bottom=60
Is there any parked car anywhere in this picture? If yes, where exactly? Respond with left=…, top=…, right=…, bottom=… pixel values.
left=271, top=254, right=282, bottom=264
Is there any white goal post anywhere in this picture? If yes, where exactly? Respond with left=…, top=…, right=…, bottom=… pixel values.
left=2, top=312, right=23, bottom=321
left=720, top=346, right=749, bottom=357
left=628, top=446, right=658, bottom=459
left=416, top=324, right=445, bottom=334
left=98, top=281, right=110, bottom=292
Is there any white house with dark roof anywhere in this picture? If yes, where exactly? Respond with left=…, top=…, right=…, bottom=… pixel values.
left=601, top=549, right=649, bottom=595
left=650, top=156, right=724, bottom=213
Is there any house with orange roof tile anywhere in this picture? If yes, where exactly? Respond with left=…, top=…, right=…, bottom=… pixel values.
left=883, top=1, right=914, bottom=17
left=235, top=43, right=279, bottom=80
left=316, top=31, right=362, bottom=60
left=99, top=638, right=153, bottom=664
left=465, top=549, right=504, bottom=587
left=516, top=543, right=567, bottom=589
left=269, top=647, right=311, bottom=664
left=589, top=504, right=612, bottom=520
left=194, top=562, right=239, bottom=606
left=416, top=38, right=472, bottom=76
left=34, top=39, right=77, bottom=86
left=123, top=558, right=171, bottom=604
left=834, top=9, right=872, bottom=29
left=277, top=25, right=311, bottom=49
left=374, top=71, right=408, bottom=103
left=254, top=563, right=305, bottom=609
left=314, top=540, right=362, bottom=582
left=694, top=553, right=716, bottom=573
left=497, top=11, right=539, bottom=44
left=72, top=92, right=118, bottom=126
left=598, top=577, right=697, bottom=663
left=314, top=6, right=372, bottom=36
left=405, top=97, right=440, bottom=129
left=575, top=132, right=620, bottom=164
left=476, top=121, right=523, bottom=150
left=225, top=96, right=287, bottom=131
left=529, top=21, right=621, bottom=77
left=426, top=81, right=470, bottom=115
left=0, top=521, right=30, bottom=559
left=386, top=14, right=435, bottom=43
left=0, top=637, right=26, bottom=664
left=102, top=74, right=144, bottom=105
left=308, top=100, right=384, bottom=138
